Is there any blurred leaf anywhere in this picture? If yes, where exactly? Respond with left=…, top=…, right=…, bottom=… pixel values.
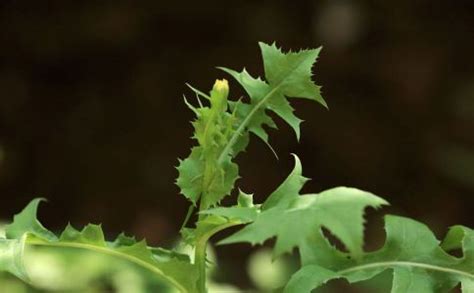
left=1, top=199, right=198, bottom=293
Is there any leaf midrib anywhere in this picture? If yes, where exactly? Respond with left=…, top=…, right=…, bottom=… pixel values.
left=338, top=260, right=474, bottom=280
left=217, top=55, right=310, bottom=164
left=26, top=238, right=188, bottom=293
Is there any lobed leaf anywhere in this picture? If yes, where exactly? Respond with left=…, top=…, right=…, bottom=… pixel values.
left=206, top=156, right=388, bottom=258
left=219, top=42, right=325, bottom=148
left=285, top=216, right=474, bottom=293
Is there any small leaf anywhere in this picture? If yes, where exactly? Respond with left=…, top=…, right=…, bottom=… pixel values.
left=237, top=190, right=254, bottom=208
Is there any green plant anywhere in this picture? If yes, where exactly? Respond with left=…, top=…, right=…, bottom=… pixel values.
left=1, top=42, right=473, bottom=292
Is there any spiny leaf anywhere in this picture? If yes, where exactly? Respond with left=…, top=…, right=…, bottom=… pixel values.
left=260, top=42, right=325, bottom=104
left=177, top=42, right=326, bottom=209
left=1, top=199, right=198, bottom=293
left=177, top=80, right=240, bottom=208
left=176, top=147, right=206, bottom=204
left=176, top=147, right=239, bottom=207
left=285, top=216, right=474, bottom=293
left=219, top=42, right=325, bottom=146
left=219, top=187, right=386, bottom=257
left=206, top=156, right=387, bottom=258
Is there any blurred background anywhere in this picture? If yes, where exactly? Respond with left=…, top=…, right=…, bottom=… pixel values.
left=1, top=0, right=474, bottom=291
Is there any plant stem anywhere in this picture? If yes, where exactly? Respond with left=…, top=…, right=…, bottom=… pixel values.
left=195, top=237, right=208, bottom=292
left=193, top=219, right=242, bottom=293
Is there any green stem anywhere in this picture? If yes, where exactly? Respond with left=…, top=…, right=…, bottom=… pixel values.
left=195, top=237, right=208, bottom=292
left=193, top=220, right=242, bottom=292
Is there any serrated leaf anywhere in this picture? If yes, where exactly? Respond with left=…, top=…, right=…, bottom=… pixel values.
left=285, top=216, right=474, bottom=293
left=177, top=43, right=325, bottom=210
left=260, top=42, right=324, bottom=104
left=212, top=156, right=387, bottom=257
left=220, top=187, right=386, bottom=257
left=177, top=80, right=241, bottom=208
left=176, top=147, right=239, bottom=207
left=176, top=147, right=206, bottom=204
left=219, top=42, right=325, bottom=145
left=1, top=199, right=198, bottom=293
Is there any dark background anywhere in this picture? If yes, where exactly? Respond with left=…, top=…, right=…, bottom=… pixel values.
left=1, top=0, right=474, bottom=289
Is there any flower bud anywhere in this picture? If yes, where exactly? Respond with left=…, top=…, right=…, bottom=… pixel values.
left=210, top=79, right=229, bottom=112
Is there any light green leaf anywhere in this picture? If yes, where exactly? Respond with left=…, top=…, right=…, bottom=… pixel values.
left=220, top=187, right=386, bottom=257
left=237, top=190, right=254, bottom=208
left=285, top=215, right=474, bottom=293
left=202, top=190, right=259, bottom=224
left=211, top=156, right=387, bottom=257
left=262, top=154, right=308, bottom=210
left=5, top=198, right=57, bottom=241
left=0, top=238, right=28, bottom=280
left=202, top=206, right=259, bottom=224
left=1, top=199, right=198, bottom=293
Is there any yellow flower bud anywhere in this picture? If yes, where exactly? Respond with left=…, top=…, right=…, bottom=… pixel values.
left=210, top=79, right=229, bottom=112
left=213, top=79, right=229, bottom=96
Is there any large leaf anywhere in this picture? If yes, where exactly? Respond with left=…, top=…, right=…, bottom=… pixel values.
left=285, top=216, right=474, bottom=292
left=0, top=199, right=198, bottom=293
left=206, top=156, right=387, bottom=257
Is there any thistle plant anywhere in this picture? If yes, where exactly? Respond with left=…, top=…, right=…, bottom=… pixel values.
left=0, top=42, right=473, bottom=292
